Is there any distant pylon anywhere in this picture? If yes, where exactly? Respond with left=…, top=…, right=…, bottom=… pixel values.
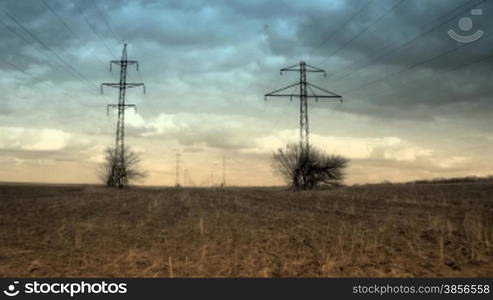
left=183, top=169, right=189, bottom=186
left=222, top=156, right=226, bottom=187
left=264, top=61, right=342, bottom=153
left=175, top=153, right=181, bottom=187
left=188, top=172, right=194, bottom=186
left=101, top=44, right=145, bottom=188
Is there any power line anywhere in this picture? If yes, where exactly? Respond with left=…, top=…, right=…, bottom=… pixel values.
left=0, top=18, right=55, bottom=65
left=0, top=20, right=111, bottom=114
left=40, top=0, right=118, bottom=104
left=71, top=0, right=116, bottom=57
left=268, top=85, right=298, bottom=134
left=41, top=0, right=109, bottom=67
left=0, top=15, right=79, bottom=76
left=329, top=0, right=486, bottom=83
left=99, top=0, right=127, bottom=43
left=363, top=48, right=493, bottom=102
left=0, top=6, right=100, bottom=92
left=0, top=57, right=106, bottom=121
left=320, top=0, right=407, bottom=66
left=1, top=12, right=106, bottom=113
left=342, top=30, right=493, bottom=95
left=90, top=0, right=124, bottom=44
left=0, top=57, right=75, bottom=99
left=0, top=6, right=116, bottom=115
left=310, top=0, right=374, bottom=56
left=41, top=0, right=83, bottom=43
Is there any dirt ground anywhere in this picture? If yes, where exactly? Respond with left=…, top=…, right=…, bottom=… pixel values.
left=0, top=183, right=492, bottom=277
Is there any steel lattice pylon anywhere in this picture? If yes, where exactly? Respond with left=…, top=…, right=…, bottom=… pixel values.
left=265, top=61, right=342, bottom=153
left=101, top=44, right=145, bottom=188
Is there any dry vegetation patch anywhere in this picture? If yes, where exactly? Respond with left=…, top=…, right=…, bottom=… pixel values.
left=0, top=183, right=492, bottom=277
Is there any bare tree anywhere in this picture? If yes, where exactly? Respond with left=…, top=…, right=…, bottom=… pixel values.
left=272, top=143, right=348, bottom=190
left=99, top=146, right=147, bottom=187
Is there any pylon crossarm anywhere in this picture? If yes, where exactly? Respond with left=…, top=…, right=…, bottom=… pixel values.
left=110, top=60, right=138, bottom=66
left=101, top=83, right=120, bottom=92
left=304, top=64, right=327, bottom=74
left=124, top=104, right=137, bottom=113
left=306, top=95, right=341, bottom=98
left=101, top=83, right=145, bottom=91
left=126, top=83, right=145, bottom=94
left=280, top=63, right=301, bottom=74
left=126, top=83, right=144, bottom=88
left=266, top=94, right=301, bottom=98
left=264, top=82, right=299, bottom=98
left=306, top=85, right=341, bottom=101
left=306, top=82, right=341, bottom=98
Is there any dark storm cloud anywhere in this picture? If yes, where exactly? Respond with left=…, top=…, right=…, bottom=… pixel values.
left=0, top=0, right=492, bottom=179
left=3, top=1, right=489, bottom=92
left=295, top=0, right=493, bottom=120
left=257, top=0, right=492, bottom=121
left=299, top=0, right=493, bottom=67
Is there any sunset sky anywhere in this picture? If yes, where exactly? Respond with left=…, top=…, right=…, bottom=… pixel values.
left=0, top=0, right=492, bottom=186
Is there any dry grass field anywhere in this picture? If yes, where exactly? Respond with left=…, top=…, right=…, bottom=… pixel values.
left=0, top=182, right=492, bottom=277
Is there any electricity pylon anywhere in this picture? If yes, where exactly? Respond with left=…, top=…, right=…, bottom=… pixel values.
left=222, top=156, right=226, bottom=187
left=175, top=153, right=181, bottom=187
left=183, top=169, right=189, bottom=186
left=101, top=43, right=145, bottom=188
left=264, top=61, right=342, bottom=153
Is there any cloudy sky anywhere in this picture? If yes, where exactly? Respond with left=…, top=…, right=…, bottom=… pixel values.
left=0, top=0, right=492, bottom=186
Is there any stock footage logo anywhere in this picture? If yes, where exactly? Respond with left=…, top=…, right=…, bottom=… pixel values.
left=3, top=281, right=20, bottom=297
left=448, top=9, right=483, bottom=43
left=2, top=280, right=127, bottom=298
